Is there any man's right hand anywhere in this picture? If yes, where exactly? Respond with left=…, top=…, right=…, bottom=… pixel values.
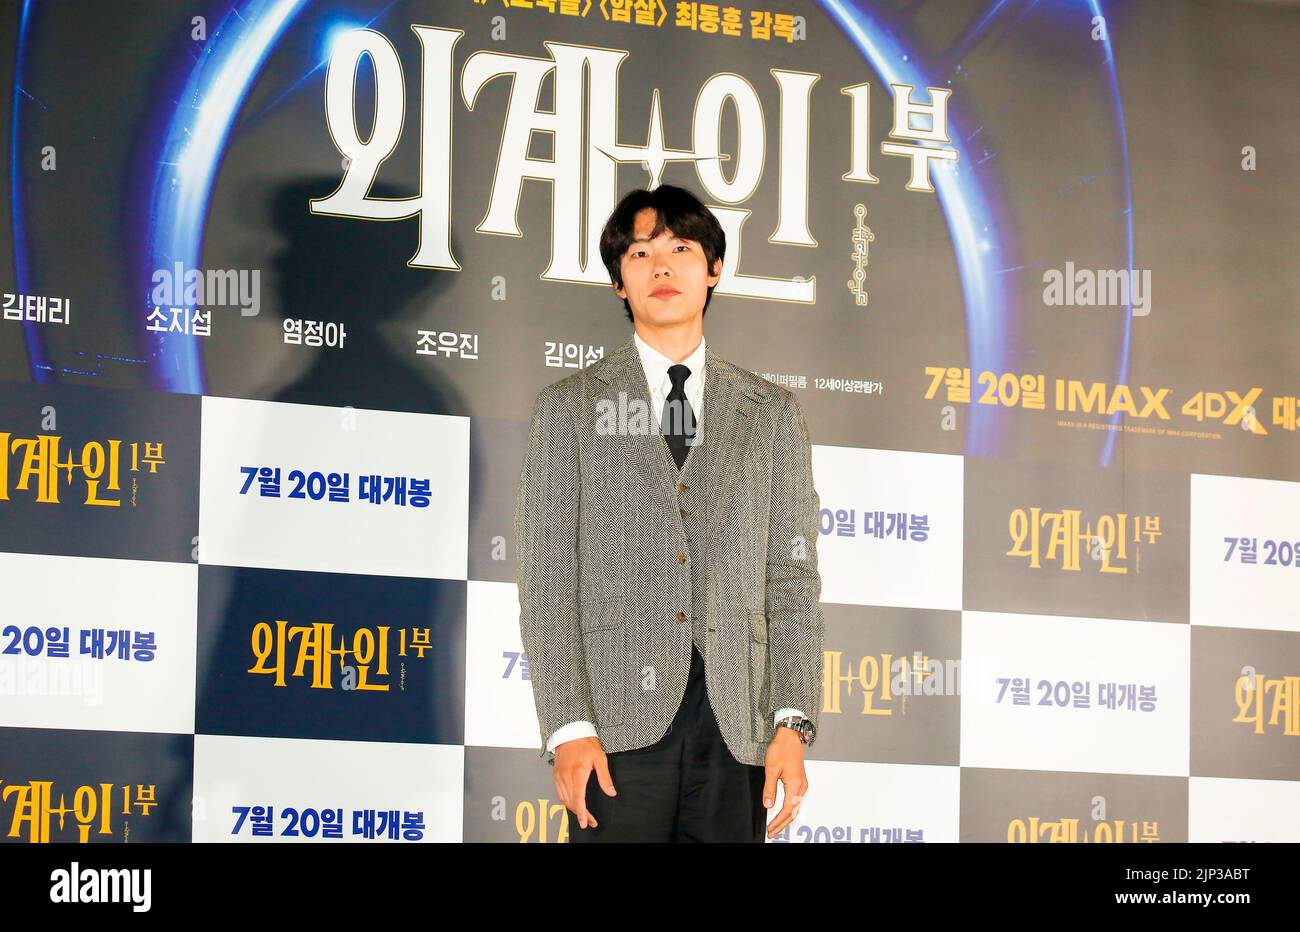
left=554, top=736, right=616, bottom=830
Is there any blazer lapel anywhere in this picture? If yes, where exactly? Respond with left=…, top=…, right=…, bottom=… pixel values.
left=702, top=343, right=762, bottom=541
left=591, top=338, right=676, bottom=508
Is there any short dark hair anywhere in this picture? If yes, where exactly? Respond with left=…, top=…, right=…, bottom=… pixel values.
left=599, top=185, right=726, bottom=323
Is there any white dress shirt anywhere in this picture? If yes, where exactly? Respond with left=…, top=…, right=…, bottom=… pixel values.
left=544, top=330, right=805, bottom=755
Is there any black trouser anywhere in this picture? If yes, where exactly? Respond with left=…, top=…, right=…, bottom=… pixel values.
left=567, top=641, right=768, bottom=843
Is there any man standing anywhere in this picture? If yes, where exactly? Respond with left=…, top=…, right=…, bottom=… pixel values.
left=515, top=184, right=823, bottom=842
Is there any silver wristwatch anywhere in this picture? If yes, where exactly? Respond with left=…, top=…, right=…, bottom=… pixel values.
left=774, top=714, right=816, bottom=746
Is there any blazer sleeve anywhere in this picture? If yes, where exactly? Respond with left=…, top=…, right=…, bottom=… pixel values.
left=515, top=384, right=597, bottom=758
left=764, top=389, right=825, bottom=731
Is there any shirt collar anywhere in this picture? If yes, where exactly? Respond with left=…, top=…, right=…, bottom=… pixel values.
left=632, top=329, right=706, bottom=394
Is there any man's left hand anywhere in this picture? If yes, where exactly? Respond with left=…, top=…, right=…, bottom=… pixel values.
left=762, top=727, right=808, bottom=840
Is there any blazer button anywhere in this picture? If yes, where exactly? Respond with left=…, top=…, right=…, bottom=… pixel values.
left=680, top=508, right=689, bottom=518
left=676, top=611, right=687, bottom=623
left=677, top=482, right=686, bottom=494
left=677, top=552, right=687, bottom=564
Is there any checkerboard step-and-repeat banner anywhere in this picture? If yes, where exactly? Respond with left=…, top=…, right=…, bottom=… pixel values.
left=1, top=1, right=1296, bottom=842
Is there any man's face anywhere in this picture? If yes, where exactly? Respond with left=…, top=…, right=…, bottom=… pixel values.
left=615, top=207, right=722, bottom=326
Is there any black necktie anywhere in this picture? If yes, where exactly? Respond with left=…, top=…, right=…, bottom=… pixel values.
left=661, top=363, right=696, bottom=470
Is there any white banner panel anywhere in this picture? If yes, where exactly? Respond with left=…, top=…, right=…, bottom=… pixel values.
left=199, top=396, right=469, bottom=579
left=0, top=551, right=196, bottom=734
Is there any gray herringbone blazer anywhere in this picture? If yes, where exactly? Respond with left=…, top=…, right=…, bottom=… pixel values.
left=515, top=336, right=823, bottom=767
